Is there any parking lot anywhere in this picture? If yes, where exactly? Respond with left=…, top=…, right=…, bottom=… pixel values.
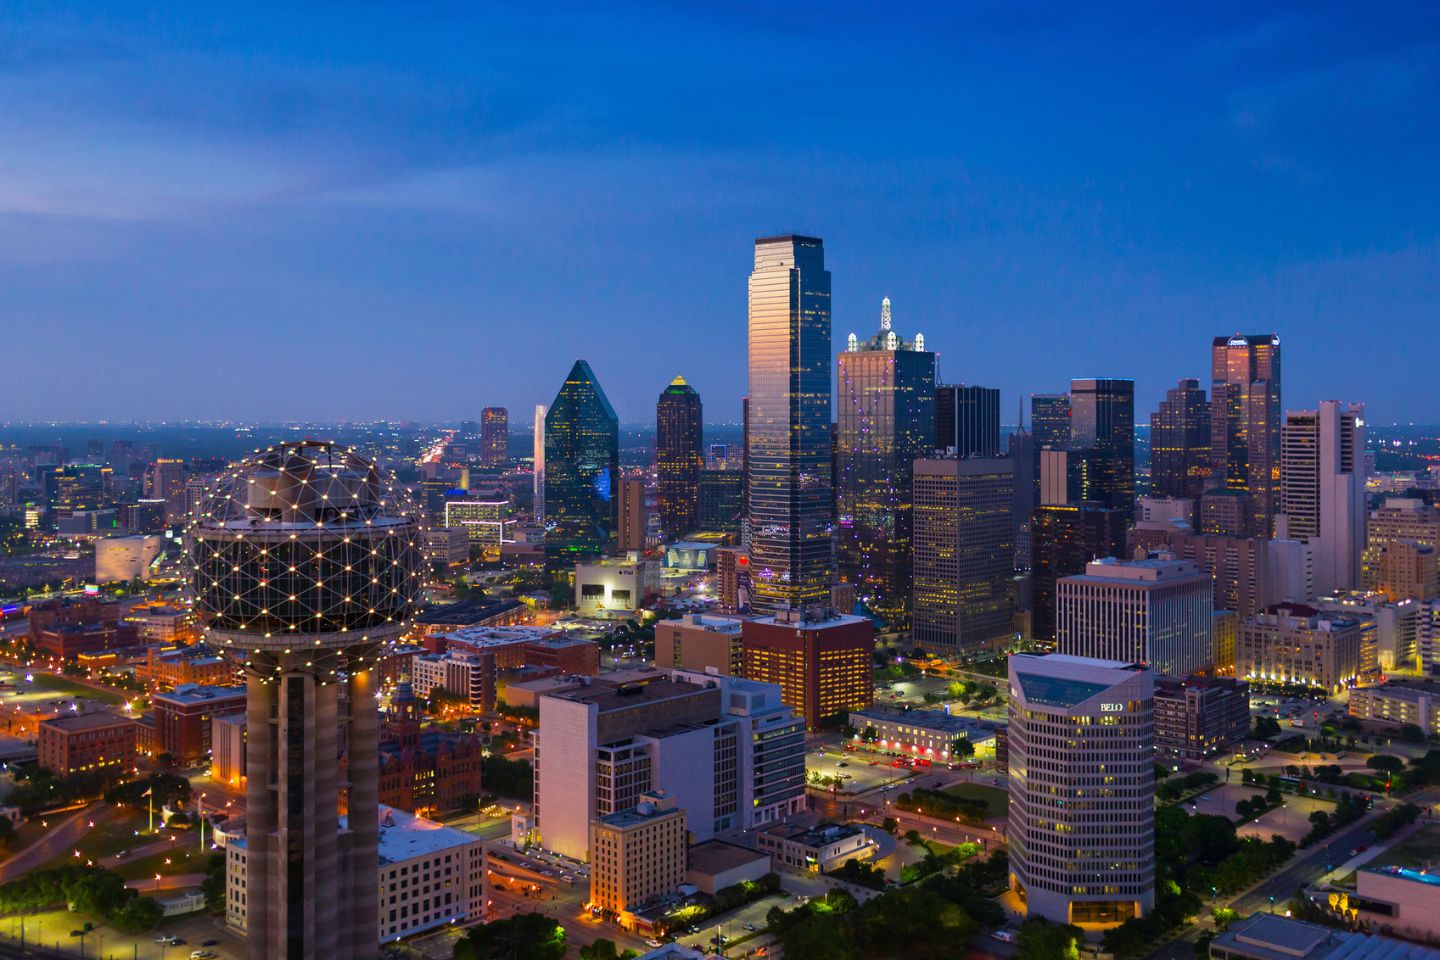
left=1182, top=782, right=1335, bottom=843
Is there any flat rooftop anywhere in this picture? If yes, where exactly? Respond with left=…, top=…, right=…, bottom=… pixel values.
left=850, top=708, right=995, bottom=737
left=152, top=683, right=246, bottom=706
left=598, top=794, right=680, bottom=829
left=445, top=625, right=557, bottom=649
left=40, top=712, right=135, bottom=732
left=1068, top=556, right=1206, bottom=583
left=412, top=598, right=523, bottom=626
left=763, top=822, right=864, bottom=849
left=1208, top=912, right=1440, bottom=959
left=551, top=677, right=711, bottom=712
left=687, top=840, right=769, bottom=876
left=365, top=806, right=479, bottom=864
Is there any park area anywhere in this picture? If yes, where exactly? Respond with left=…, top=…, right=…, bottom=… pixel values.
left=942, top=783, right=1008, bottom=820
left=1184, top=782, right=1337, bottom=843
left=1375, top=822, right=1440, bottom=869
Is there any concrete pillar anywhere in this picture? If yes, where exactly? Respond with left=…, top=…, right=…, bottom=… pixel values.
left=245, top=680, right=276, bottom=960
left=347, top=667, right=381, bottom=959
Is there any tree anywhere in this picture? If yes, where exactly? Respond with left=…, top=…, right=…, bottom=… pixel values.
left=950, top=737, right=975, bottom=759
left=861, top=726, right=879, bottom=744
left=1367, top=754, right=1405, bottom=774
left=1016, top=918, right=1082, bottom=960
left=579, top=940, right=622, bottom=960
left=453, top=913, right=566, bottom=960
left=1253, top=716, right=1282, bottom=738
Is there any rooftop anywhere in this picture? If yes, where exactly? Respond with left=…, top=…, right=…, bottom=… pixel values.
left=549, top=676, right=711, bottom=712
left=363, top=805, right=479, bottom=864
left=1209, top=912, right=1440, bottom=960
left=444, top=624, right=558, bottom=650
left=412, top=597, right=524, bottom=627
left=686, top=840, right=769, bottom=876
left=1068, top=556, right=1207, bottom=583
left=152, top=683, right=246, bottom=706
left=763, top=822, right=864, bottom=849
left=850, top=708, right=996, bottom=737
left=597, top=792, right=681, bottom=829
left=39, top=712, right=135, bottom=732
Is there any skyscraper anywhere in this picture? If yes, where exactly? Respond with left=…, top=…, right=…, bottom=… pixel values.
left=1056, top=557, right=1214, bottom=676
left=656, top=375, right=703, bottom=539
left=1280, top=401, right=1366, bottom=595
left=1030, top=394, right=1072, bottom=451
left=533, top=404, right=546, bottom=524
left=188, top=443, right=425, bottom=960
left=935, top=384, right=1000, bottom=458
left=1150, top=378, right=1211, bottom=500
left=911, top=457, right=1015, bottom=654
left=1030, top=503, right=1127, bottom=642
left=1008, top=654, right=1154, bottom=926
left=544, top=360, right=619, bottom=567
left=617, top=477, right=647, bottom=551
left=480, top=407, right=508, bottom=466
left=1211, top=334, right=1282, bottom=537
left=1070, top=378, right=1135, bottom=513
left=746, top=235, right=834, bottom=614
left=836, top=297, right=936, bottom=625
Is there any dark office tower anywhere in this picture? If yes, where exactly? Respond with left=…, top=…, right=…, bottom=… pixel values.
left=836, top=298, right=936, bottom=626
left=1150, top=378, right=1211, bottom=501
left=86, top=439, right=105, bottom=462
left=1210, top=333, right=1282, bottom=537
left=656, top=375, right=703, bottom=538
left=480, top=407, right=508, bottom=466
left=543, top=360, right=619, bottom=567
left=459, top=420, right=480, bottom=439
left=189, top=444, right=424, bottom=960
left=935, top=385, right=1001, bottom=457
left=1008, top=425, right=1036, bottom=568
left=698, top=468, right=744, bottom=532
left=912, top=457, right=1014, bottom=654
left=1030, top=503, right=1126, bottom=642
left=1070, top=378, right=1135, bottom=513
left=746, top=235, right=834, bottom=614
left=109, top=440, right=133, bottom=477
left=741, top=396, right=751, bottom=527
left=1031, top=394, right=1072, bottom=451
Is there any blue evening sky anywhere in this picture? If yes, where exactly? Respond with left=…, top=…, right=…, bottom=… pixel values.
left=1, top=3, right=1437, bottom=424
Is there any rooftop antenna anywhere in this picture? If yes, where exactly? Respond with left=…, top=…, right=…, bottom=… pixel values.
left=880, top=297, right=892, bottom=331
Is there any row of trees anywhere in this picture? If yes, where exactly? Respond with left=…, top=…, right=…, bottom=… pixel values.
left=479, top=754, right=533, bottom=800
left=893, top=787, right=989, bottom=825
left=1301, top=790, right=1369, bottom=848
left=0, top=864, right=163, bottom=933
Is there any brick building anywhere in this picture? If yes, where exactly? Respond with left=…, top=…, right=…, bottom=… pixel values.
left=38, top=712, right=137, bottom=776
left=150, top=684, right=246, bottom=765
left=741, top=610, right=874, bottom=730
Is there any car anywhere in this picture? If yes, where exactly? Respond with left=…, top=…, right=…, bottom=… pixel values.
left=202, top=940, right=219, bottom=946
left=743, top=922, right=757, bottom=931
left=117, top=850, right=129, bottom=859
left=191, top=952, right=216, bottom=960
left=991, top=929, right=1017, bottom=943
left=646, top=939, right=663, bottom=948
left=838, top=762, right=848, bottom=768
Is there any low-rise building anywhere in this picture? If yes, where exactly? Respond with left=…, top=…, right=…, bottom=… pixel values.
left=226, top=804, right=485, bottom=944
left=685, top=841, right=771, bottom=895
left=422, top=527, right=470, bottom=568
left=150, top=684, right=246, bottom=765
left=1153, top=675, right=1249, bottom=761
left=211, top=713, right=245, bottom=789
left=847, top=708, right=997, bottom=762
left=409, top=598, right=527, bottom=640
left=757, top=822, right=872, bottom=873
left=1237, top=603, right=1362, bottom=692
left=37, top=712, right=136, bottom=776
left=1207, top=911, right=1440, bottom=960
left=589, top=791, right=688, bottom=930
left=1349, top=679, right=1440, bottom=734
left=574, top=558, right=660, bottom=615
left=124, top=602, right=199, bottom=644
left=1352, top=865, right=1440, bottom=946
left=137, top=644, right=234, bottom=690
left=653, top=614, right=748, bottom=676
left=94, top=535, right=163, bottom=584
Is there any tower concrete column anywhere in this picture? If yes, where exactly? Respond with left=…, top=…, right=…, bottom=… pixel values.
left=245, top=681, right=276, bottom=960
left=347, top=667, right=381, bottom=959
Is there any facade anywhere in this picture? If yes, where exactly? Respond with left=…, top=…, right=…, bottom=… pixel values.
left=746, top=235, right=834, bottom=614
left=1368, top=541, right=1438, bottom=605
left=1030, top=503, right=1127, bottom=642
left=1364, top=498, right=1440, bottom=593
left=1237, top=602, right=1362, bottom=691
left=653, top=613, right=747, bottom=676
left=138, top=644, right=234, bottom=690
left=835, top=297, right=935, bottom=626
left=1349, top=680, right=1440, bottom=735
left=480, top=407, right=508, bottom=466
left=544, top=360, right=620, bottom=567
left=1314, top=595, right=1420, bottom=674
left=574, top=557, right=660, bottom=615
left=741, top=610, right=874, bottom=730
left=935, top=384, right=1000, bottom=458
left=533, top=403, right=546, bottom=525
left=697, top=468, right=744, bottom=532
left=532, top=671, right=806, bottom=861
left=758, top=822, right=871, bottom=873
left=1150, top=379, right=1211, bottom=501
left=1280, top=402, right=1366, bottom=595
left=616, top=478, right=647, bottom=552
left=1008, top=654, right=1154, bottom=926
left=151, top=684, right=247, bottom=765
left=189, top=443, right=425, bottom=960
left=1210, top=333, right=1282, bottom=537
left=1056, top=557, right=1214, bottom=676
left=226, top=805, right=484, bottom=945
left=589, top=791, right=688, bottom=928
left=95, top=534, right=163, bottom=583
left=1207, top=912, right=1440, bottom=960
left=422, top=527, right=469, bottom=568
left=374, top=685, right=484, bottom=817
left=1031, top=394, right=1072, bottom=452
left=1198, top=489, right=1252, bottom=537
left=442, top=499, right=510, bottom=550
left=37, top=712, right=137, bottom=776
left=212, top=713, right=246, bottom=789
left=412, top=652, right=493, bottom=712
left=911, top=457, right=1015, bottom=655
left=146, top=458, right=188, bottom=524
left=656, top=376, right=703, bottom=539
left=1070, top=378, right=1136, bottom=512
left=1153, top=675, right=1249, bottom=761
left=716, top=547, right=748, bottom=613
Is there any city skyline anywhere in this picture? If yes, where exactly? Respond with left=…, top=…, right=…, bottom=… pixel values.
left=3, top=5, right=1438, bottom=423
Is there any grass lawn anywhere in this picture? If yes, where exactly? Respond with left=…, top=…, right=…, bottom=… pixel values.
left=66, top=812, right=175, bottom=863
left=25, top=673, right=127, bottom=706
left=112, top=846, right=207, bottom=881
left=941, top=783, right=1008, bottom=819
left=1377, top=822, right=1440, bottom=870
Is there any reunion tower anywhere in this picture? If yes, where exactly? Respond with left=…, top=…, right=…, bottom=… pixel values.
left=188, top=442, right=424, bottom=960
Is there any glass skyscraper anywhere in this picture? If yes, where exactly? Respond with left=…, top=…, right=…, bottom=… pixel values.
left=656, top=375, right=703, bottom=538
left=836, top=297, right=936, bottom=625
left=1150, top=378, right=1211, bottom=500
left=1211, top=333, right=1282, bottom=537
left=1070, top=377, right=1135, bottom=513
left=746, top=235, right=834, bottom=613
left=543, top=359, right=619, bottom=567
left=935, top=384, right=1000, bottom=458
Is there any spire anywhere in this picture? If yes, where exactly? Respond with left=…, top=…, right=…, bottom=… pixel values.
left=880, top=297, right=892, bottom=331
left=669, top=374, right=688, bottom=387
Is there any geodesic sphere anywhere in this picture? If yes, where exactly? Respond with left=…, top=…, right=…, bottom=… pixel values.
left=187, top=441, right=424, bottom=674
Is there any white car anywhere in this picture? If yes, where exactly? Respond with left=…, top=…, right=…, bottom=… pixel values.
left=646, top=939, right=664, bottom=948
left=191, top=952, right=216, bottom=960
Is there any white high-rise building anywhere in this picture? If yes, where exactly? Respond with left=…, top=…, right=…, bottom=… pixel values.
left=1280, top=401, right=1366, bottom=596
left=1056, top=557, right=1213, bottom=676
left=533, top=670, right=805, bottom=861
left=1008, top=654, right=1155, bottom=926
